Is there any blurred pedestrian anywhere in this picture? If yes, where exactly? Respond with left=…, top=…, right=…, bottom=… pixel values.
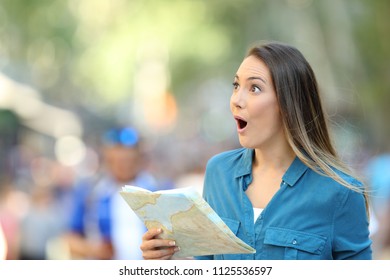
left=18, top=185, right=63, bottom=259
left=65, top=127, right=157, bottom=259
left=0, top=180, right=29, bottom=260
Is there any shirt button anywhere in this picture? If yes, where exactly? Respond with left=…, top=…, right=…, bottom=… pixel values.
left=292, top=239, right=297, bottom=245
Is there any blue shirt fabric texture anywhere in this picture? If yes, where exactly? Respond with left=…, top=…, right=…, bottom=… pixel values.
left=196, top=148, right=372, bottom=260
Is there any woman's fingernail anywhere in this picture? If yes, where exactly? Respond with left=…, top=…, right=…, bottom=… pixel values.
left=157, top=228, right=162, bottom=233
left=174, top=247, right=180, bottom=252
left=169, top=241, right=175, bottom=246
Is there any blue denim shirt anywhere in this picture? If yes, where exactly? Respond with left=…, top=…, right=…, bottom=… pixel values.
left=196, top=148, right=372, bottom=260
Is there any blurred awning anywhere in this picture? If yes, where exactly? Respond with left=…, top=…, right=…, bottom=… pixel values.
left=0, top=72, right=82, bottom=139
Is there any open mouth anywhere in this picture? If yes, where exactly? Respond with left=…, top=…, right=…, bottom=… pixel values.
left=235, top=117, right=248, bottom=130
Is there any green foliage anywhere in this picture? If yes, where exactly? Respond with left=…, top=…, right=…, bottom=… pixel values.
left=0, top=0, right=388, bottom=148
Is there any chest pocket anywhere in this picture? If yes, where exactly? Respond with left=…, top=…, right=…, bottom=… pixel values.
left=264, top=227, right=327, bottom=260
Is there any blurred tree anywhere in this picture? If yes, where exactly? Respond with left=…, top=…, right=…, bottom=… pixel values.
left=0, top=109, right=20, bottom=179
left=0, top=0, right=388, bottom=149
left=351, top=0, right=390, bottom=152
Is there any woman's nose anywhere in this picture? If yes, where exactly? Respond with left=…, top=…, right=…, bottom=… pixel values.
left=231, top=90, right=245, bottom=109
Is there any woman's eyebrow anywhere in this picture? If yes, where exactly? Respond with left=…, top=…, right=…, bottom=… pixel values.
left=234, top=74, right=266, bottom=84
left=247, top=76, right=267, bottom=84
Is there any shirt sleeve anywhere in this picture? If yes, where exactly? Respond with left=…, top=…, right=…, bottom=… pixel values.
left=332, top=189, right=372, bottom=259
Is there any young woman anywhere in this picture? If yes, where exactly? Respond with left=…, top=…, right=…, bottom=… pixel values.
left=140, top=42, right=372, bottom=260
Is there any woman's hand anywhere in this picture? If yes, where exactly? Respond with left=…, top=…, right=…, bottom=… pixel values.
left=140, top=228, right=179, bottom=260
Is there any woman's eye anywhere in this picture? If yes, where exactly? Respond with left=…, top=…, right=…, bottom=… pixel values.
left=251, top=85, right=261, bottom=93
left=232, top=82, right=239, bottom=90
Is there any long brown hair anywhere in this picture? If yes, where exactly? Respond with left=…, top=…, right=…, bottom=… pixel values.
left=247, top=42, right=369, bottom=214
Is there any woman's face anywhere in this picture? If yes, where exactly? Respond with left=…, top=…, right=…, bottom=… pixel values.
left=230, top=55, right=284, bottom=150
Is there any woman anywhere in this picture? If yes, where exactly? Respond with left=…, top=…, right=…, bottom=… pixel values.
left=140, top=42, right=372, bottom=260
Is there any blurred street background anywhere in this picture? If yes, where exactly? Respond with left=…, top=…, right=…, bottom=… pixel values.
left=0, top=0, right=389, bottom=260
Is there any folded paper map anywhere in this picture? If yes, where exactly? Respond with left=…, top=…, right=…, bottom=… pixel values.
left=120, top=185, right=255, bottom=258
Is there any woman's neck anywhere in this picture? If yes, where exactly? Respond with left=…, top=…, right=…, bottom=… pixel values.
left=253, top=142, right=295, bottom=173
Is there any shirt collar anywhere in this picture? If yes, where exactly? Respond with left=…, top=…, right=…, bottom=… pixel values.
left=282, top=156, right=309, bottom=187
left=234, top=148, right=254, bottom=178
left=234, top=149, right=309, bottom=187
